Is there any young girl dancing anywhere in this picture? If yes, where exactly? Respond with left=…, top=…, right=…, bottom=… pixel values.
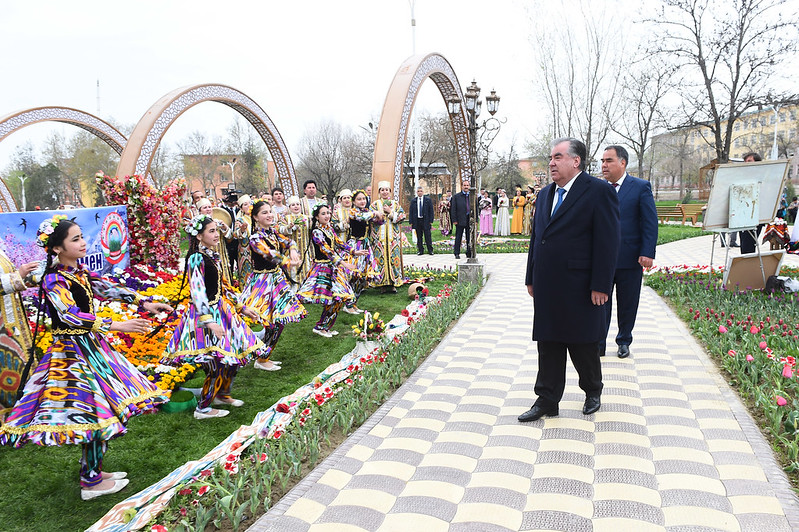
left=239, top=201, right=307, bottom=371
left=297, top=204, right=366, bottom=337
left=0, top=215, right=172, bottom=500
left=342, top=189, right=383, bottom=314
left=162, top=215, right=264, bottom=419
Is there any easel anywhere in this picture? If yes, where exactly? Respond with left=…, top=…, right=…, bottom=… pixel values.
left=709, top=227, right=766, bottom=287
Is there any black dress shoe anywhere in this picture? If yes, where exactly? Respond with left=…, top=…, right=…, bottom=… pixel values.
left=583, top=396, right=601, bottom=415
left=598, top=346, right=605, bottom=357
left=518, top=404, right=558, bottom=422
left=617, top=345, right=630, bottom=358
left=455, top=254, right=460, bottom=259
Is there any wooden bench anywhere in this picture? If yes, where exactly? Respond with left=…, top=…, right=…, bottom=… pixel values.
left=678, top=203, right=706, bottom=225
left=656, top=205, right=684, bottom=223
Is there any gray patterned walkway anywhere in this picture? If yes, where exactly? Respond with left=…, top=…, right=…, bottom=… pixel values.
left=250, top=235, right=799, bottom=531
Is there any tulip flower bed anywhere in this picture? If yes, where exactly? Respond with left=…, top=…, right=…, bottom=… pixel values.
left=646, top=266, right=799, bottom=482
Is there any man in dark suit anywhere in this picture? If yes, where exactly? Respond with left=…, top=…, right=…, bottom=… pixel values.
left=519, top=138, right=620, bottom=422
left=409, top=185, right=435, bottom=255
left=450, top=179, right=472, bottom=259
left=600, top=145, right=657, bottom=359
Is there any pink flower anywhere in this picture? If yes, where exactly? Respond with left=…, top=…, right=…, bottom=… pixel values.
left=179, top=507, right=187, bottom=517
left=718, top=325, right=728, bottom=333
left=750, top=326, right=760, bottom=334
left=191, top=499, right=200, bottom=506
left=727, top=350, right=736, bottom=357
left=151, top=526, right=168, bottom=532
left=759, top=341, right=768, bottom=350
left=783, top=365, right=793, bottom=379
left=777, top=395, right=788, bottom=406
left=259, top=453, right=268, bottom=463
left=198, top=485, right=210, bottom=496
left=746, top=354, right=754, bottom=362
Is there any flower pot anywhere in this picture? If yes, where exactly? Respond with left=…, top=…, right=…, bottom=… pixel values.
left=160, top=389, right=198, bottom=413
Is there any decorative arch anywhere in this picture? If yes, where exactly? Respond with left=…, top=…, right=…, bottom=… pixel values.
left=117, top=84, right=298, bottom=196
left=371, top=53, right=472, bottom=201
left=0, top=106, right=128, bottom=211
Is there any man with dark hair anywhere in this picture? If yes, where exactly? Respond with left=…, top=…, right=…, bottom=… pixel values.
left=409, top=185, right=435, bottom=255
left=301, top=179, right=319, bottom=215
left=519, top=137, right=620, bottom=422
left=740, top=152, right=764, bottom=254
left=742, top=151, right=763, bottom=162
left=450, top=178, right=472, bottom=259
left=599, top=145, right=658, bottom=359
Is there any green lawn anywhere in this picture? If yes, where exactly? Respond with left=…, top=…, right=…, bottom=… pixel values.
left=0, top=277, right=455, bottom=532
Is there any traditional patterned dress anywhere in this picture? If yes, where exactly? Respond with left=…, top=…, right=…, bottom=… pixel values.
left=163, top=247, right=263, bottom=411
left=0, top=251, right=35, bottom=412
left=234, top=214, right=253, bottom=283
left=0, top=263, right=167, bottom=488
left=332, top=205, right=350, bottom=235
left=296, top=224, right=356, bottom=332
left=511, top=195, right=526, bottom=234
left=278, top=213, right=312, bottom=284
left=370, top=199, right=405, bottom=288
left=495, top=196, right=511, bottom=236
left=522, top=193, right=535, bottom=236
left=239, top=228, right=307, bottom=360
left=479, top=196, right=493, bottom=235
left=346, top=207, right=382, bottom=309
left=438, top=197, right=452, bottom=235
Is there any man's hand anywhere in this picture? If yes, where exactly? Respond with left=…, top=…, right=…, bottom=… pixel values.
left=527, top=285, right=534, bottom=298
left=638, top=256, right=653, bottom=268
left=591, top=291, right=608, bottom=305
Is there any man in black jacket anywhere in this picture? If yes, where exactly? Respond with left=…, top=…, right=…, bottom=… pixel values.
left=409, top=185, right=435, bottom=255
left=450, top=179, right=472, bottom=259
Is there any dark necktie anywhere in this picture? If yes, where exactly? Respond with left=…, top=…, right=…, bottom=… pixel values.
left=613, top=183, right=619, bottom=189
left=552, top=188, right=566, bottom=215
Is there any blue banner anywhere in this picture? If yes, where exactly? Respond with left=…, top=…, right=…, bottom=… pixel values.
left=0, top=205, right=129, bottom=274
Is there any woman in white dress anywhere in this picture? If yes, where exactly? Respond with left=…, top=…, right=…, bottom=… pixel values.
left=494, top=189, right=511, bottom=236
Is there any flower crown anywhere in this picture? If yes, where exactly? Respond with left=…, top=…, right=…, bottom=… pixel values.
left=185, top=214, right=212, bottom=236
left=36, top=214, right=68, bottom=248
left=352, top=189, right=367, bottom=200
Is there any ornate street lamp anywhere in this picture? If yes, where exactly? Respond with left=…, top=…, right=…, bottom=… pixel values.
left=447, top=80, right=504, bottom=263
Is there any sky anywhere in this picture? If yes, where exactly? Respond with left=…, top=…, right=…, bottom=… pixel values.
left=0, top=0, right=542, bottom=168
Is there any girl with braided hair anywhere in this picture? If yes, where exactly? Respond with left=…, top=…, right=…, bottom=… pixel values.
left=0, top=215, right=173, bottom=500
left=342, top=189, right=383, bottom=314
left=161, top=215, right=264, bottom=418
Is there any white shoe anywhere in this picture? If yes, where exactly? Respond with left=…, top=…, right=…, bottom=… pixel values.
left=254, top=361, right=281, bottom=371
left=193, top=408, right=230, bottom=420
left=312, top=328, right=333, bottom=338
left=330, top=330, right=339, bottom=336
left=81, top=479, right=129, bottom=500
left=269, top=360, right=282, bottom=365
left=212, top=397, right=244, bottom=407
left=105, top=471, right=127, bottom=480
left=342, top=306, right=360, bottom=315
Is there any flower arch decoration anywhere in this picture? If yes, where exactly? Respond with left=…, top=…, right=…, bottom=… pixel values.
left=371, top=53, right=472, bottom=201
left=116, top=84, right=298, bottom=197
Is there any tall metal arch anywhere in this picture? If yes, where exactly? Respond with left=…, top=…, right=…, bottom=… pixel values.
left=371, top=53, right=471, bottom=201
left=117, top=84, right=298, bottom=196
left=0, top=106, right=128, bottom=212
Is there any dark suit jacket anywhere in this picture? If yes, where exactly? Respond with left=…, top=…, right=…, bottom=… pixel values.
left=409, top=196, right=434, bottom=230
left=615, top=175, right=658, bottom=269
left=525, top=172, right=620, bottom=343
left=450, top=191, right=472, bottom=226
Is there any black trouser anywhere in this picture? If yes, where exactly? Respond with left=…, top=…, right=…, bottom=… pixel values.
left=740, top=225, right=764, bottom=254
left=415, top=223, right=433, bottom=254
left=600, top=266, right=643, bottom=351
left=534, top=341, right=603, bottom=407
left=454, top=223, right=471, bottom=257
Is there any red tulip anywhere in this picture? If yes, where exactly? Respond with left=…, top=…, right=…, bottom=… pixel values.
left=777, top=396, right=788, bottom=406
left=746, top=354, right=754, bottom=362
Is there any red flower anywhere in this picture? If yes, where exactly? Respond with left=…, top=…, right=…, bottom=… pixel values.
left=199, top=470, right=212, bottom=478
left=178, top=488, right=192, bottom=496
left=273, top=430, right=283, bottom=439
left=276, top=403, right=290, bottom=413
left=401, top=309, right=410, bottom=317
left=151, top=525, right=168, bottom=532
left=302, top=408, right=311, bottom=416
left=231, top=442, right=242, bottom=451
left=198, top=485, right=210, bottom=496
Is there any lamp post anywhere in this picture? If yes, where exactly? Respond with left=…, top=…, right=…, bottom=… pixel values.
left=448, top=81, right=503, bottom=262
left=771, top=106, right=780, bottom=160
left=16, top=173, right=29, bottom=211
left=226, top=157, right=237, bottom=190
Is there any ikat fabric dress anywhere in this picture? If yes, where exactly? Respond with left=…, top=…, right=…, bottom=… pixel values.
left=369, top=199, right=404, bottom=288
left=296, top=225, right=357, bottom=305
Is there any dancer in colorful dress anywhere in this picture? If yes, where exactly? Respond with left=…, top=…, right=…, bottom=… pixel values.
left=0, top=215, right=172, bottom=500
left=343, top=189, right=383, bottom=314
left=297, top=204, right=366, bottom=337
left=370, top=180, right=405, bottom=293
left=162, top=215, right=264, bottom=419
left=495, top=189, right=511, bottom=236
left=438, top=191, right=452, bottom=236
left=278, top=196, right=313, bottom=286
left=234, top=194, right=254, bottom=282
left=511, top=187, right=526, bottom=234
left=479, top=189, right=493, bottom=236
left=522, top=185, right=535, bottom=236
left=239, top=201, right=307, bottom=371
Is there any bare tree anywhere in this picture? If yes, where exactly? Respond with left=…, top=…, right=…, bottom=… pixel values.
left=177, top=131, right=224, bottom=193
left=295, top=120, right=362, bottom=200
left=402, top=112, right=461, bottom=196
left=650, top=0, right=799, bottom=163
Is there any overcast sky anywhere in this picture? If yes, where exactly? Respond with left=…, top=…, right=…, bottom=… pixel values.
left=0, top=0, right=543, bottom=167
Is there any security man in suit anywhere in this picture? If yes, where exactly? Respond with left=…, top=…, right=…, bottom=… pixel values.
left=519, top=138, right=620, bottom=422
left=450, top=178, right=472, bottom=259
left=599, top=145, right=658, bottom=359
left=409, top=185, right=435, bottom=255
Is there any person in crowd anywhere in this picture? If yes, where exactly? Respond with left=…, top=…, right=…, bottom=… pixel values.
left=297, top=205, right=365, bottom=337
left=370, top=181, right=405, bottom=293
left=522, top=185, right=535, bottom=236
left=479, top=189, right=493, bottom=236
left=234, top=195, right=254, bottom=282
left=239, top=202, right=307, bottom=371
left=278, top=196, right=312, bottom=286
left=344, top=190, right=383, bottom=314
left=263, top=192, right=273, bottom=205
left=300, top=179, right=321, bottom=216
left=271, top=187, right=288, bottom=220
left=788, top=196, right=799, bottom=224
left=1, top=216, right=172, bottom=499
left=332, top=189, right=353, bottom=236
left=220, top=191, right=239, bottom=275
left=495, top=189, right=511, bottom=236
left=511, top=187, right=527, bottom=234
left=438, top=191, right=453, bottom=236
left=163, top=215, right=262, bottom=418
left=519, top=138, right=619, bottom=422
left=450, top=178, right=472, bottom=259
left=409, top=185, right=435, bottom=255
left=365, top=184, right=372, bottom=209
left=195, top=198, right=234, bottom=284
left=740, top=151, right=765, bottom=254
left=599, top=145, right=657, bottom=359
